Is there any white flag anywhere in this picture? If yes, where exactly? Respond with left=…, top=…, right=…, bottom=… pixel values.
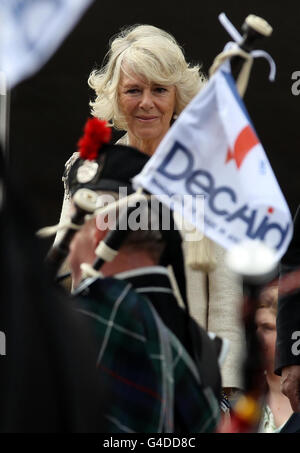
left=133, top=61, right=293, bottom=260
left=0, top=0, right=93, bottom=88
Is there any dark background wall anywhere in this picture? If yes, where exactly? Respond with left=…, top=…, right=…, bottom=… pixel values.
left=9, top=0, right=300, bottom=253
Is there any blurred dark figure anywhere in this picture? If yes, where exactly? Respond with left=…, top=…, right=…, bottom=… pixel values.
left=275, top=205, right=300, bottom=414
left=0, top=150, right=106, bottom=432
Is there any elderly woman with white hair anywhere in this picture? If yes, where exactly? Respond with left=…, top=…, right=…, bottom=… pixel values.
left=57, top=24, right=245, bottom=394
left=88, top=24, right=203, bottom=154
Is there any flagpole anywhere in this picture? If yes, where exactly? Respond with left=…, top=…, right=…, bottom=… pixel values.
left=0, top=71, right=10, bottom=158
left=0, top=7, right=10, bottom=211
left=0, top=82, right=10, bottom=211
left=230, top=15, right=273, bottom=84
left=221, top=15, right=276, bottom=432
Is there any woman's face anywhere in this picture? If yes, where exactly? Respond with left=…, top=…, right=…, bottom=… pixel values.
left=255, top=307, right=277, bottom=372
left=118, top=68, right=176, bottom=150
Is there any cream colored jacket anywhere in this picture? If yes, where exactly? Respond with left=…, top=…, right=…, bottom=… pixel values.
left=182, top=239, right=245, bottom=389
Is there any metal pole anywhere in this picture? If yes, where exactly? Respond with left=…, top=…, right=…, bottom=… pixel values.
left=0, top=5, right=10, bottom=211
left=0, top=71, right=10, bottom=156
left=0, top=71, right=10, bottom=211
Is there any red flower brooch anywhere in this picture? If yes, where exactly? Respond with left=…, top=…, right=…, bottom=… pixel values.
left=77, top=118, right=112, bottom=161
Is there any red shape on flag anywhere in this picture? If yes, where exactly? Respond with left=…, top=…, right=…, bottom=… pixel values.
left=226, top=125, right=259, bottom=169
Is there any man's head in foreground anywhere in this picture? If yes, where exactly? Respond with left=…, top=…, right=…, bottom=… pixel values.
left=69, top=197, right=166, bottom=287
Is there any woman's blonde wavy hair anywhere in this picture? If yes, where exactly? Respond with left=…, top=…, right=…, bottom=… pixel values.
left=88, top=24, right=206, bottom=130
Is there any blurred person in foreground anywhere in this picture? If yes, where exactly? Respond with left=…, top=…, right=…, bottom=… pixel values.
left=0, top=151, right=105, bottom=433
left=62, top=131, right=223, bottom=432
left=56, top=24, right=245, bottom=394
left=275, top=205, right=300, bottom=414
left=255, top=285, right=293, bottom=432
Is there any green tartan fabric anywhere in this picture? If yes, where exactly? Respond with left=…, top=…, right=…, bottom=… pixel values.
left=76, top=276, right=220, bottom=433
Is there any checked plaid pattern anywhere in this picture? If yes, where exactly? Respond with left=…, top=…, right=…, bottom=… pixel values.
left=76, top=276, right=220, bottom=433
